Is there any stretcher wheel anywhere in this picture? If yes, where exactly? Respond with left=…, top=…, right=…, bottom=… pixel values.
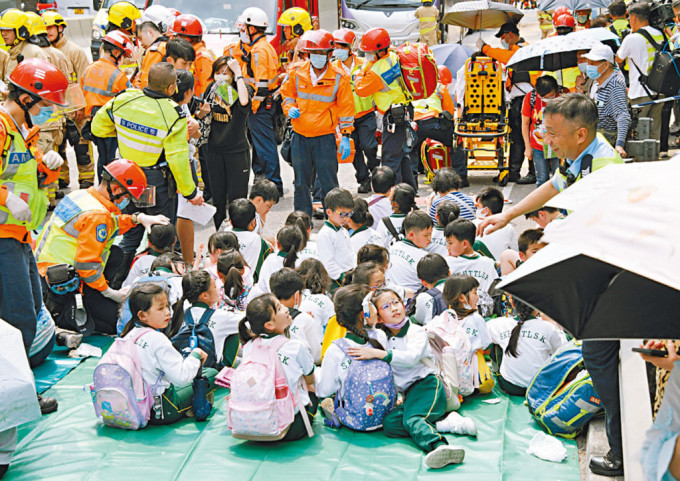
left=498, top=171, right=509, bottom=187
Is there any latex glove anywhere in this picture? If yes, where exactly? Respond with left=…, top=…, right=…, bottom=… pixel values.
left=338, top=136, right=351, bottom=160
left=4, top=192, right=32, bottom=222
left=227, top=58, right=242, bottom=77
left=43, top=150, right=64, bottom=170
left=101, top=287, right=126, bottom=303
left=137, top=213, right=170, bottom=232
left=476, top=37, right=486, bottom=51
left=288, top=107, right=301, bottom=119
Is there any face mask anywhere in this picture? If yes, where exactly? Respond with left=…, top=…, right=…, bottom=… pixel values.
left=116, top=196, right=130, bottom=211
left=333, top=48, right=349, bottom=61
left=475, top=209, right=488, bottom=220
left=364, top=52, right=376, bottom=62
left=214, top=74, right=232, bottom=84
left=239, top=30, right=250, bottom=44
left=501, top=39, right=509, bottom=49
left=586, top=64, right=602, bottom=80
left=31, top=106, right=53, bottom=125
left=309, top=53, right=328, bottom=69
left=577, top=62, right=588, bottom=73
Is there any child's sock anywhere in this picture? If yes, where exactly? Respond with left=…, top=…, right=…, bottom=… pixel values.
left=436, top=411, right=477, bottom=436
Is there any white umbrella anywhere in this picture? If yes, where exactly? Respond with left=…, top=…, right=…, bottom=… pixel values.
left=441, top=0, right=524, bottom=30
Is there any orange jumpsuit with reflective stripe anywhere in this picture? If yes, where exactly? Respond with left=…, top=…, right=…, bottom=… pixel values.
left=225, top=36, right=279, bottom=112
left=81, top=57, right=130, bottom=117
left=193, top=41, right=214, bottom=98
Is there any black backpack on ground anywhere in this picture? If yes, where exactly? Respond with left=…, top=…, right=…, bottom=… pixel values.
left=171, top=308, right=219, bottom=370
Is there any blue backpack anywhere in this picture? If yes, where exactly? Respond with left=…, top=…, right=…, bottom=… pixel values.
left=117, top=275, right=173, bottom=336
left=526, top=340, right=603, bottom=439
left=171, top=308, right=219, bottom=370
left=325, top=339, right=397, bottom=432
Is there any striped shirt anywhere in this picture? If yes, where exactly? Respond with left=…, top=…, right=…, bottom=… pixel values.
left=592, top=71, right=631, bottom=148
left=429, top=191, right=476, bottom=222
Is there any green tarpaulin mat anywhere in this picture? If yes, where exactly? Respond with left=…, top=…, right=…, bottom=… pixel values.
left=32, top=335, right=113, bottom=395
left=9, top=354, right=580, bottom=480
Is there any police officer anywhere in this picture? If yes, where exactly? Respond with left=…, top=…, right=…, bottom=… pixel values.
left=91, top=62, right=202, bottom=267
left=0, top=59, right=67, bottom=414
left=355, top=27, right=416, bottom=189
left=35, top=159, right=168, bottom=335
left=477, top=93, right=624, bottom=476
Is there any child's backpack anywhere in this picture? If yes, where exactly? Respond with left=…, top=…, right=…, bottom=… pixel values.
left=526, top=340, right=603, bottom=439
left=405, top=285, right=447, bottom=320
left=89, top=328, right=160, bottom=430
left=117, top=275, right=172, bottom=336
left=396, top=42, right=438, bottom=101
left=223, top=336, right=313, bottom=441
left=383, top=217, right=404, bottom=246
left=325, top=339, right=397, bottom=431
left=171, top=308, right=219, bottom=370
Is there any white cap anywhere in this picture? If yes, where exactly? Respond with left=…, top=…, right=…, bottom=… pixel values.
left=583, top=42, right=614, bottom=64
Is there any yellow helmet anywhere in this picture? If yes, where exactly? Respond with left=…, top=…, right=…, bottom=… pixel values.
left=107, top=1, right=141, bottom=33
left=42, top=11, right=68, bottom=28
left=25, top=12, right=48, bottom=37
left=277, top=7, right=312, bottom=39
left=0, top=9, right=30, bottom=44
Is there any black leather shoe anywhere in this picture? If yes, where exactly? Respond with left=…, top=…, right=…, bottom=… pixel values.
left=38, top=394, right=58, bottom=415
left=516, top=174, right=537, bottom=185
left=589, top=453, right=623, bottom=477
left=358, top=179, right=371, bottom=194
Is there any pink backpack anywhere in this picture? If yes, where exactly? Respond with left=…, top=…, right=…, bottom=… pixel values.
left=221, top=336, right=313, bottom=441
left=89, top=328, right=158, bottom=430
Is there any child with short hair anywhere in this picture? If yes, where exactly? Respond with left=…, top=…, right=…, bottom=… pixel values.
left=412, top=254, right=450, bottom=326
left=254, top=224, right=306, bottom=295
left=249, top=179, right=280, bottom=243
left=356, top=246, right=410, bottom=300
left=239, top=294, right=317, bottom=441
left=317, top=188, right=356, bottom=288
left=500, top=228, right=546, bottom=276
left=123, top=224, right=177, bottom=288
left=525, top=206, right=564, bottom=230
left=427, top=200, right=460, bottom=257
left=442, top=275, right=491, bottom=354
left=120, top=284, right=211, bottom=425
left=371, top=182, right=417, bottom=248
left=225, top=199, right=271, bottom=283
left=427, top=168, right=475, bottom=222
left=486, top=299, right=567, bottom=396
left=216, top=249, right=251, bottom=310
left=270, top=268, right=323, bottom=364
left=287, top=211, right=316, bottom=260
left=297, top=259, right=334, bottom=328
left=348, top=197, right=375, bottom=254
left=445, top=220, right=498, bottom=311
left=349, top=261, right=386, bottom=291
left=367, top=166, right=396, bottom=229
left=387, top=210, right=434, bottom=291
left=473, top=187, right=518, bottom=262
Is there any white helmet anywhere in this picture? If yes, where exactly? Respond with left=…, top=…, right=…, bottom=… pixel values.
left=141, top=5, right=174, bottom=34
left=238, top=7, right=269, bottom=28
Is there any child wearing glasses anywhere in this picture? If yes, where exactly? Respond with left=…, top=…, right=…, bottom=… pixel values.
left=317, top=188, right=356, bottom=291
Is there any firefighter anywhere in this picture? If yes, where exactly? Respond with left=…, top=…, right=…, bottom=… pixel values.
left=277, top=7, right=313, bottom=68
left=0, top=9, right=49, bottom=84
left=414, top=0, right=440, bottom=46
left=133, top=5, right=173, bottom=89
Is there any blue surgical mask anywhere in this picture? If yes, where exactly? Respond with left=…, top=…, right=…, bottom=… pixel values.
left=577, top=62, right=588, bottom=73
left=364, top=52, right=376, bottom=62
left=333, top=48, right=349, bottom=61
left=501, top=39, right=509, bottom=49
left=310, top=53, right=328, bottom=69
left=116, top=196, right=130, bottom=211
left=31, top=106, right=53, bottom=125
left=585, top=64, right=601, bottom=80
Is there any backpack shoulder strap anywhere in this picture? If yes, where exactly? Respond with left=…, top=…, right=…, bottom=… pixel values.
left=334, top=338, right=351, bottom=355
left=197, top=308, right=215, bottom=325
left=130, top=327, right=154, bottom=344
left=184, top=309, right=195, bottom=327
left=289, top=308, right=302, bottom=320
left=530, top=90, right=537, bottom=111
left=368, top=195, right=384, bottom=207
left=635, top=28, right=663, bottom=51
left=383, top=217, right=400, bottom=240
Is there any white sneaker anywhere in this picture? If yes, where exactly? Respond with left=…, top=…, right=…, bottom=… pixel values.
left=439, top=411, right=477, bottom=436
left=425, top=445, right=465, bottom=469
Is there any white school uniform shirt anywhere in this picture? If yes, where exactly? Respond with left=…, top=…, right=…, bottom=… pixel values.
left=367, top=194, right=393, bottom=229
left=384, top=320, right=435, bottom=392
left=123, top=253, right=159, bottom=288
left=373, top=213, right=406, bottom=248
left=298, top=239, right=318, bottom=261
left=486, top=316, right=567, bottom=388
left=473, top=219, right=518, bottom=261
left=186, top=305, right=243, bottom=364
left=317, top=221, right=355, bottom=280
left=317, top=330, right=389, bottom=398
left=242, top=335, right=315, bottom=413
left=129, top=327, right=201, bottom=396
left=460, top=312, right=492, bottom=351
left=255, top=251, right=301, bottom=294
left=414, top=279, right=446, bottom=326
left=290, top=308, right=323, bottom=364
left=387, top=239, right=429, bottom=292
left=132, top=270, right=183, bottom=306
left=446, top=253, right=498, bottom=293
left=299, top=290, right=335, bottom=328
left=227, top=227, right=271, bottom=281
left=425, top=226, right=448, bottom=257
left=350, top=225, right=376, bottom=255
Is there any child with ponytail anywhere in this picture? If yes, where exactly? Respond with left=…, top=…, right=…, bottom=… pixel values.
left=253, top=224, right=306, bottom=295
left=442, top=275, right=491, bottom=353
left=486, top=298, right=567, bottom=396
left=297, top=258, right=334, bottom=328
left=216, top=249, right=251, bottom=310
left=347, top=197, right=375, bottom=255
left=286, top=211, right=317, bottom=260
left=238, top=294, right=317, bottom=441
left=427, top=200, right=460, bottom=257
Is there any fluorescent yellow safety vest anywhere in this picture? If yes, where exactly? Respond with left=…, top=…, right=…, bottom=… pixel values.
left=337, top=57, right=375, bottom=116
left=413, top=83, right=443, bottom=116
left=370, top=51, right=408, bottom=113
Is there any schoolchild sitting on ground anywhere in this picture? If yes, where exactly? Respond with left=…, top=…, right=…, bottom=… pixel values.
left=216, top=249, right=251, bottom=310
left=426, top=168, right=476, bottom=222
left=249, top=179, right=280, bottom=245
left=147, top=253, right=186, bottom=306
left=356, top=244, right=413, bottom=300
left=171, top=270, right=242, bottom=368
left=524, top=205, right=564, bottom=229
left=411, top=254, right=450, bottom=326
left=387, top=210, right=434, bottom=291
left=239, top=294, right=317, bottom=441
left=224, top=199, right=272, bottom=283
left=445, top=219, right=498, bottom=314
left=499, top=228, right=546, bottom=276
left=297, top=259, right=334, bottom=328
left=347, top=288, right=467, bottom=469
left=121, top=284, right=214, bottom=425
left=427, top=201, right=460, bottom=257
left=441, top=275, right=491, bottom=355
left=271, top=268, right=323, bottom=364
left=486, top=299, right=567, bottom=396
left=287, top=211, right=317, bottom=261
left=202, top=231, right=240, bottom=279
left=370, top=183, right=417, bottom=248
left=348, top=197, right=376, bottom=255
left=254, top=223, right=306, bottom=295
left=473, top=187, right=518, bottom=262
left=123, top=224, right=178, bottom=288
left=367, top=166, right=396, bottom=229
left=317, top=188, right=356, bottom=289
